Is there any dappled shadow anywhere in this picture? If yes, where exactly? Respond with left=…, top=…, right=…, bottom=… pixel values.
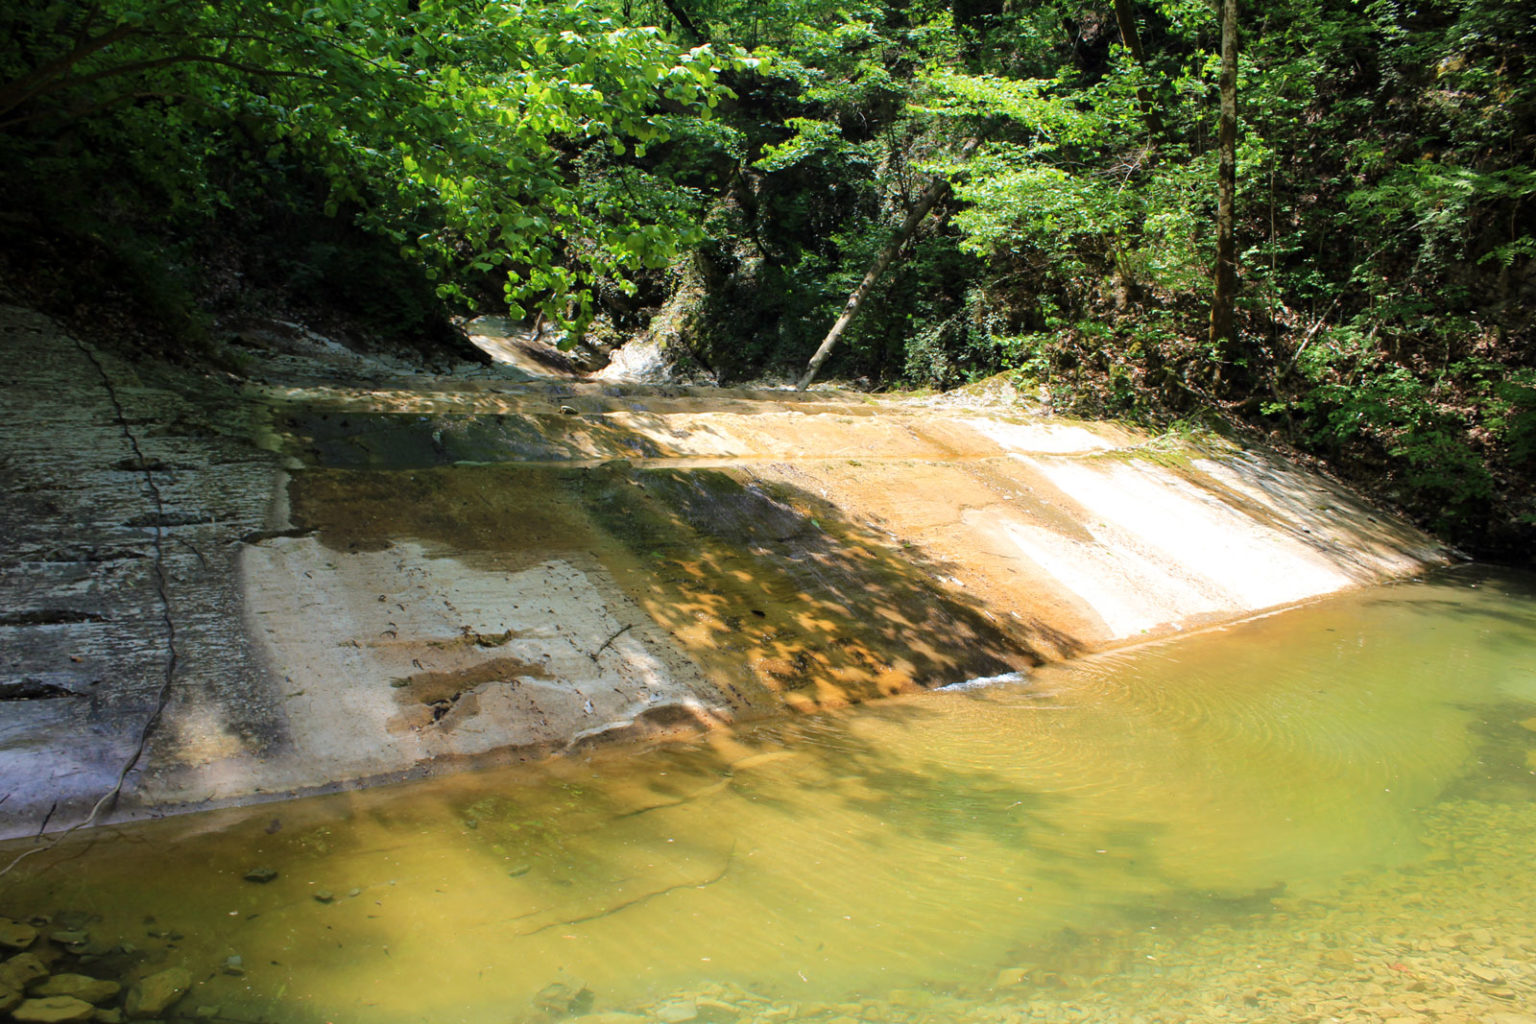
left=574, top=462, right=1046, bottom=711
left=286, top=411, right=1060, bottom=718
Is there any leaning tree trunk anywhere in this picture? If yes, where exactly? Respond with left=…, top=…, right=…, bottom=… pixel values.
left=1208, top=0, right=1239, bottom=362
left=797, top=138, right=979, bottom=391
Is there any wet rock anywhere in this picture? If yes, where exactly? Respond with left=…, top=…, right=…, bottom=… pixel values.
left=1467, top=965, right=1503, bottom=984
left=48, top=931, right=89, bottom=948
left=312, top=891, right=334, bottom=904
left=33, top=975, right=121, bottom=1005
left=993, top=967, right=1030, bottom=988
left=1, top=952, right=50, bottom=989
left=221, top=956, right=243, bottom=977
left=655, top=999, right=698, bottom=1022
left=124, top=966, right=190, bottom=1019
left=0, top=918, right=40, bottom=950
left=242, top=866, right=278, bottom=883
left=534, top=981, right=593, bottom=1016
left=694, top=997, right=742, bottom=1022
left=12, top=995, right=97, bottom=1023
left=1, top=983, right=22, bottom=1013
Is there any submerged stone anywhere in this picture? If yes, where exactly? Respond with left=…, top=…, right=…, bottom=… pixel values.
left=124, top=966, right=190, bottom=1019
left=33, top=976, right=121, bottom=1005
left=0, top=918, right=39, bottom=951
left=655, top=1000, right=698, bottom=1023
left=12, top=996, right=96, bottom=1023
left=0, top=953, right=49, bottom=990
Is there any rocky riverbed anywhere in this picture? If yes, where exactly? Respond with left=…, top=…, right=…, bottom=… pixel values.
left=5, top=798, right=1527, bottom=1024
left=561, top=799, right=1536, bottom=1024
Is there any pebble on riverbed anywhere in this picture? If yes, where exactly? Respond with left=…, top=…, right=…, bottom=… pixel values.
left=242, top=867, right=278, bottom=883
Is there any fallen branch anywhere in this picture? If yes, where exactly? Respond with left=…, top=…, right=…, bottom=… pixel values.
left=515, top=843, right=736, bottom=936
left=589, top=623, right=633, bottom=661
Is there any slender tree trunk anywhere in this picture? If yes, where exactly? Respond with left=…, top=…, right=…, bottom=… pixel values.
left=657, top=0, right=706, bottom=42
left=798, top=138, right=979, bottom=391
left=1208, top=0, right=1239, bottom=360
left=1110, top=0, right=1162, bottom=138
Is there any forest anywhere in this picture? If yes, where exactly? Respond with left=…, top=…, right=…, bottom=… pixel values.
left=1, top=0, right=1532, bottom=562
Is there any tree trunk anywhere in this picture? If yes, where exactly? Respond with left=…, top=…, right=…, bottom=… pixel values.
left=1111, top=0, right=1162, bottom=138
left=657, top=0, right=707, bottom=42
left=797, top=138, right=979, bottom=391
left=1208, top=0, right=1239, bottom=361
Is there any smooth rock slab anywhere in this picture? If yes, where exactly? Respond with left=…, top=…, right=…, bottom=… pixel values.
left=124, top=967, right=190, bottom=1019
left=34, top=974, right=122, bottom=1005
left=12, top=996, right=97, bottom=1023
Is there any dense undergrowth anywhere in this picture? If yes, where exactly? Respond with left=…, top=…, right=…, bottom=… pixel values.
left=1, top=0, right=1531, bottom=561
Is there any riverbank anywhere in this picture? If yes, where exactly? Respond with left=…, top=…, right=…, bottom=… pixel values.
left=0, top=304, right=1449, bottom=838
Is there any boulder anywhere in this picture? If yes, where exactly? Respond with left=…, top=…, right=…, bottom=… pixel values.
left=12, top=995, right=97, bottom=1023
left=124, top=967, right=190, bottom=1019
left=35, top=974, right=122, bottom=1005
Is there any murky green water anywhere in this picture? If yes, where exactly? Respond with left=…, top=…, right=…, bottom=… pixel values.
left=4, top=566, right=1536, bottom=1023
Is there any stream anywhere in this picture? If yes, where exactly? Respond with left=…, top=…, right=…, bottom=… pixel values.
left=3, top=564, right=1535, bottom=1023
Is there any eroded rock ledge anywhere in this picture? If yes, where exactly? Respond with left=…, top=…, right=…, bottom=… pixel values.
left=0, top=305, right=1447, bottom=838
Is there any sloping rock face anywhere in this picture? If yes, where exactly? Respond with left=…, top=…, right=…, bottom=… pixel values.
left=0, top=305, right=1448, bottom=838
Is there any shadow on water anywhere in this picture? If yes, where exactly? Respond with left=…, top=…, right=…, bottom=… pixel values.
left=1439, top=700, right=1536, bottom=804
left=6, top=566, right=1536, bottom=1022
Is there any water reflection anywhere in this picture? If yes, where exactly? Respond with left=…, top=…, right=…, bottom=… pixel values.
left=2, top=567, right=1535, bottom=1023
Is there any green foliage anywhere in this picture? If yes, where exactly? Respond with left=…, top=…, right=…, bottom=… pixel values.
left=2, top=0, right=1532, bottom=557
left=0, top=0, right=749, bottom=332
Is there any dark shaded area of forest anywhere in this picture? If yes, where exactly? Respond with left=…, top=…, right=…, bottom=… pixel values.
left=1, top=0, right=1532, bottom=561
